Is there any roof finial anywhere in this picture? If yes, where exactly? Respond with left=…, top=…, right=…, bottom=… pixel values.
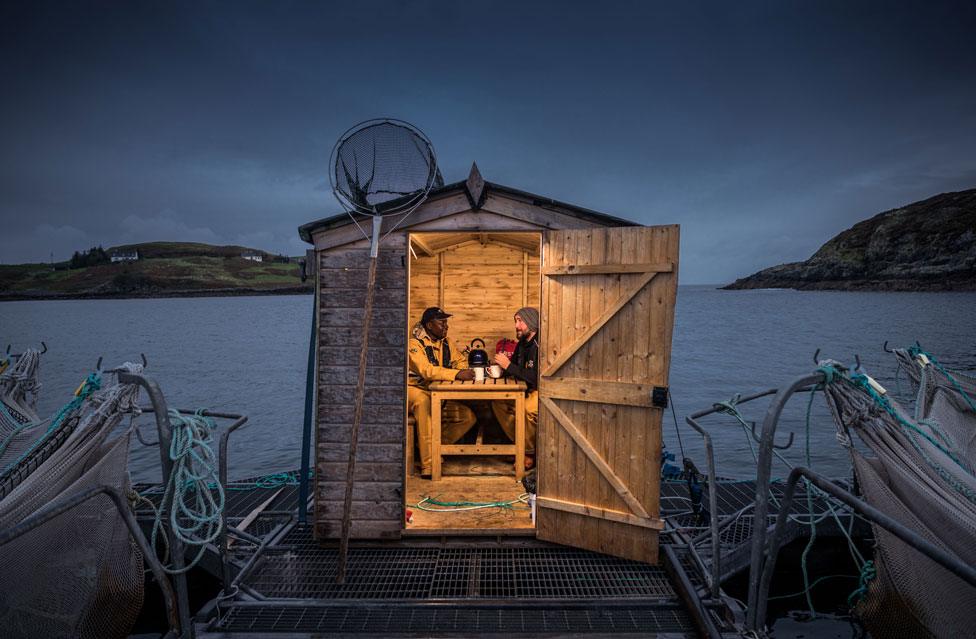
left=465, top=162, right=487, bottom=209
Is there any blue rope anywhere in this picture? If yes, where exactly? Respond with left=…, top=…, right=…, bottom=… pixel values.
left=849, top=373, right=976, bottom=506
left=799, top=383, right=820, bottom=617
left=0, top=372, right=101, bottom=477
left=151, top=409, right=225, bottom=574
left=847, top=560, right=877, bottom=607
left=796, top=363, right=872, bottom=612
left=909, top=344, right=976, bottom=413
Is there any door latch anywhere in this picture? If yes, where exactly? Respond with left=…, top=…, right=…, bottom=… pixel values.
left=651, top=386, right=669, bottom=408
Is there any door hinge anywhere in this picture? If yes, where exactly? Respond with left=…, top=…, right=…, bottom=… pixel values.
left=652, top=386, right=669, bottom=408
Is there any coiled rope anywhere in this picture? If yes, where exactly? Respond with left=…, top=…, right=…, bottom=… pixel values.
left=150, top=409, right=225, bottom=574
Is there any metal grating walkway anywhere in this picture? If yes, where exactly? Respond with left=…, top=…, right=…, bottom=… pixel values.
left=213, top=602, right=696, bottom=635
left=133, top=477, right=302, bottom=519
left=245, top=539, right=677, bottom=601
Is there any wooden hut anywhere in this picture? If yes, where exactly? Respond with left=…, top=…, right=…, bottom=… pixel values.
left=298, top=164, right=679, bottom=563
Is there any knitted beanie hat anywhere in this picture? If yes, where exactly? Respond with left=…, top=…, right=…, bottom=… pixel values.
left=515, top=307, right=540, bottom=334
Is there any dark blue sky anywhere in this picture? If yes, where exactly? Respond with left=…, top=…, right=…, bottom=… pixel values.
left=2, top=1, right=974, bottom=283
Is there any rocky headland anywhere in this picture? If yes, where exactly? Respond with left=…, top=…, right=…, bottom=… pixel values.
left=723, top=188, right=976, bottom=291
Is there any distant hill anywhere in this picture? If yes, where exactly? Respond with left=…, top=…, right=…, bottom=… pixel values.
left=723, top=189, right=976, bottom=291
left=0, top=241, right=313, bottom=300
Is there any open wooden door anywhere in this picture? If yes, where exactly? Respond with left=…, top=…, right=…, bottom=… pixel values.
left=536, top=226, right=678, bottom=564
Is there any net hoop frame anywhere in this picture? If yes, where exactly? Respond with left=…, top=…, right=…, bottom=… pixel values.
left=328, top=118, right=439, bottom=222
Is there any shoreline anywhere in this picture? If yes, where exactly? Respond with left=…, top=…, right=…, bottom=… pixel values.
left=0, top=285, right=313, bottom=302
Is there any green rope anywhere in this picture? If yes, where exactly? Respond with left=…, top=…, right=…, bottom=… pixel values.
left=146, top=470, right=313, bottom=496
left=712, top=395, right=836, bottom=529
left=816, top=364, right=839, bottom=385
left=799, top=384, right=820, bottom=617
left=909, top=345, right=976, bottom=413
left=151, top=409, right=225, bottom=574
left=0, top=372, right=101, bottom=476
left=849, top=373, right=976, bottom=505
left=913, top=359, right=960, bottom=451
left=417, top=495, right=530, bottom=512
left=846, top=560, right=876, bottom=607
left=713, top=395, right=795, bottom=471
left=767, top=573, right=858, bottom=601
left=799, top=364, right=870, bottom=612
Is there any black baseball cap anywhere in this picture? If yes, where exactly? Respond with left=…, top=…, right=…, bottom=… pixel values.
left=421, top=307, right=452, bottom=324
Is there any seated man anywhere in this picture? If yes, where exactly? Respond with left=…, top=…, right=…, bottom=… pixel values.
left=492, top=307, right=540, bottom=470
left=408, top=306, right=477, bottom=476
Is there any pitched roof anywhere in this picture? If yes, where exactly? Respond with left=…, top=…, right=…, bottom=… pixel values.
left=298, top=163, right=637, bottom=243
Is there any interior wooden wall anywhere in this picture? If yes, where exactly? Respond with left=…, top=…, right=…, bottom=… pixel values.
left=409, top=237, right=541, bottom=355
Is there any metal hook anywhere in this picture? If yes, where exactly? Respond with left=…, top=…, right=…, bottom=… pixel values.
left=750, top=420, right=796, bottom=450
left=96, top=356, right=103, bottom=372
left=141, top=353, right=148, bottom=368
left=40, top=341, right=48, bottom=354
left=813, top=348, right=821, bottom=365
left=853, top=354, right=862, bottom=372
left=883, top=340, right=893, bottom=353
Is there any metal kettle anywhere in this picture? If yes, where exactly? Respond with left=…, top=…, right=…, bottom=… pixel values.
left=467, top=338, right=490, bottom=368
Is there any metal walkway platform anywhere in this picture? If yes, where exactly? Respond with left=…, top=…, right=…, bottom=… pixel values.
left=210, top=601, right=698, bottom=636
left=199, top=522, right=722, bottom=637
left=244, top=526, right=679, bottom=601
left=127, top=471, right=861, bottom=637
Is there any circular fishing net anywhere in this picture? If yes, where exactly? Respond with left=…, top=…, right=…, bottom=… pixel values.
left=330, top=119, right=441, bottom=216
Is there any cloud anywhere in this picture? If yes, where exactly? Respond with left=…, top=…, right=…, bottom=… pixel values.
left=232, top=229, right=276, bottom=249
left=0, top=224, right=94, bottom=264
left=117, top=211, right=222, bottom=245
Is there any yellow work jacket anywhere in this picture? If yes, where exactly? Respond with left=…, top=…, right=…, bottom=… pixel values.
left=408, top=323, right=467, bottom=389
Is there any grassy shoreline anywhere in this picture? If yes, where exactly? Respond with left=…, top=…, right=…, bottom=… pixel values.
left=0, top=286, right=312, bottom=302
left=1, top=242, right=313, bottom=300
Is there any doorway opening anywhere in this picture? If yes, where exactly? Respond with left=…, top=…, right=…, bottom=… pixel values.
left=404, top=231, right=542, bottom=534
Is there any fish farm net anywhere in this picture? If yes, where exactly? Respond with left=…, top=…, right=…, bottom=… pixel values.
left=824, top=353, right=976, bottom=639
left=0, top=379, right=144, bottom=639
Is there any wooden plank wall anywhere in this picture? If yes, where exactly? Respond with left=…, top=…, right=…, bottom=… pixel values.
left=409, top=240, right=541, bottom=352
left=315, top=234, right=407, bottom=540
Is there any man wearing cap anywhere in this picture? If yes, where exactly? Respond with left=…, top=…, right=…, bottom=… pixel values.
left=408, top=307, right=477, bottom=476
left=492, top=307, right=540, bottom=470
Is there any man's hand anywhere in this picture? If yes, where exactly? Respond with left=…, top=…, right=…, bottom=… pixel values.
left=455, top=368, right=476, bottom=381
left=493, top=353, right=511, bottom=369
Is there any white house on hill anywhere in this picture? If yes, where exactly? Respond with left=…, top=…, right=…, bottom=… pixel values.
left=110, top=250, right=139, bottom=263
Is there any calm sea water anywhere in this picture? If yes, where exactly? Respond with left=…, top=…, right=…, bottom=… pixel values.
left=1, top=287, right=973, bottom=484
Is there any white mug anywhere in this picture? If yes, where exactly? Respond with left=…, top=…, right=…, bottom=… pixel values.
left=487, top=364, right=503, bottom=379
left=473, top=367, right=485, bottom=382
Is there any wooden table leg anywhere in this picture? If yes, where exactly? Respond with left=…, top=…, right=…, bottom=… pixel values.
left=515, top=392, right=525, bottom=481
left=431, top=391, right=442, bottom=481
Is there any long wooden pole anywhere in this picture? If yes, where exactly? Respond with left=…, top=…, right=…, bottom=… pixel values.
left=337, top=213, right=382, bottom=583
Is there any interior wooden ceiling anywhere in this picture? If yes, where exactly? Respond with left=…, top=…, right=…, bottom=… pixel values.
left=410, top=232, right=541, bottom=256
